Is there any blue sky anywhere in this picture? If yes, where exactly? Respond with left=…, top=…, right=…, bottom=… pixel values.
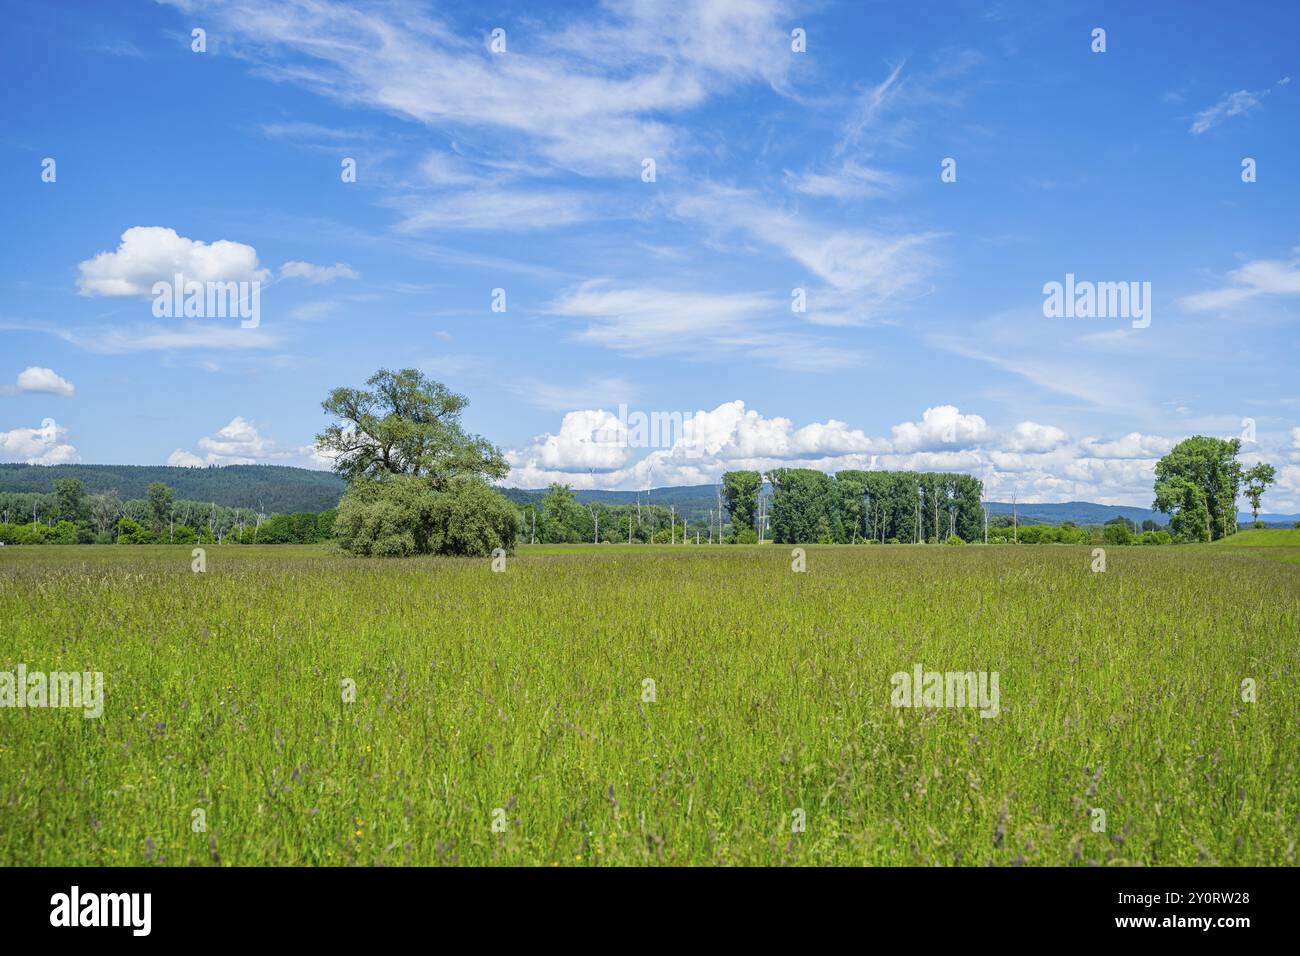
left=2, top=0, right=1298, bottom=508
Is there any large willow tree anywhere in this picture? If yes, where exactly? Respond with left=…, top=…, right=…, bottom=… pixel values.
left=317, top=368, right=508, bottom=487
left=320, top=369, right=516, bottom=556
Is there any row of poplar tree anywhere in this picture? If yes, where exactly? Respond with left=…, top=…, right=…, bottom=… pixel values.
left=724, top=469, right=985, bottom=545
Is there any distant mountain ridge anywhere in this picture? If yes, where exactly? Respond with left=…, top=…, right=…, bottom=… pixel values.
left=0, top=464, right=345, bottom=513
left=4, top=469, right=1294, bottom=526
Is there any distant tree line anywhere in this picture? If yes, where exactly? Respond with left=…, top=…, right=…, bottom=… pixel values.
left=0, top=463, right=343, bottom=513
left=0, top=479, right=334, bottom=545
left=518, top=483, right=708, bottom=544
left=718, top=468, right=986, bottom=544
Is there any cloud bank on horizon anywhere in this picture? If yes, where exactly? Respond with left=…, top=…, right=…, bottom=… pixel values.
left=1, top=0, right=1298, bottom=508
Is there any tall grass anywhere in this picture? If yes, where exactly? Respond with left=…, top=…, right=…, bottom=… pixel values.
left=1, top=542, right=1297, bottom=865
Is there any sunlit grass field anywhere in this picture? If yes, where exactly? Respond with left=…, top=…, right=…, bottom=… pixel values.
left=2, top=542, right=1297, bottom=866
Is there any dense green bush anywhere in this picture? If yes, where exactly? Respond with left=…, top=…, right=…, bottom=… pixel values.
left=426, top=477, right=519, bottom=557
left=115, top=517, right=157, bottom=544
left=1102, top=522, right=1133, bottom=546
left=335, top=475, right=517, bottom=557
left=1139, top=530, right=1173, bottom=545
left=0, top=522, right=49, bottom=544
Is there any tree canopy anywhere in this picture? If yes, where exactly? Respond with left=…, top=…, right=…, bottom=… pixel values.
left=1152, top=436, right=1246, bottom=542
left=721, top=470, right=762, bottom=541
left=318, top=368, right=508, bottom=486
left=1243, top=463, right=1278, bottom=527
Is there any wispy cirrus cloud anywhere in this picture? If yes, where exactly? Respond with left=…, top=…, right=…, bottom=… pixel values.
left=3, top=320, right=284, bottom=354
left=279, top=261, right=358, bottom=283
left=1188, top=76, right=1291, bottom=134
left=674, top=184, right=939, bottom=326
left=548, top=280, right=862, bottom=371
left=160, top=0, right=796, bottom=178
left=1179, top=249, right=1300, bottom=311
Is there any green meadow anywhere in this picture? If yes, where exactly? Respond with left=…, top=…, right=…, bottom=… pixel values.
left=1, top=542, right=1297, bottom=866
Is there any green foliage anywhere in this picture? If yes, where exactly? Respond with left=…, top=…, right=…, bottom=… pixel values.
left=721, top=471, right=761, bottom=540
left=761, top=468, right=985, bottom=545
left=52, top=478, right=86, bottom=523
left=47, top=520, right=78, bottom=544
left=146, top=482, right=174, bottom=533
left=1102, top=521, right=1133, bottom=546
left=1243, top=463, right=1278, bottom=526
left=1156, top=476, right=1212, bottom=543
left=0, top=464, right=344, bottom=513
left=318, top=368, right=507, bottom=486
left=767, top=468, right=839, bottom=544
left=115, top=517, right=157, bottom=544
left=0, top=523, right=49, bottom=544
left=170, top=525, right=199, bottom=545
left=1138, top=530, right=1173, bottom=545
left=1153, top=436, right=1246, bottom=541
left=540, top=483, right=586, bottom=544
left=335, top=474, right=516, bottom=557
left=425, top=476, right=519, bottom=557
left=987, top=523, right=1143, bottom=546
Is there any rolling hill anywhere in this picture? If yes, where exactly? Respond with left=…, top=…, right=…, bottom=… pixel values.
left=0, top=464, right=345, bottom=513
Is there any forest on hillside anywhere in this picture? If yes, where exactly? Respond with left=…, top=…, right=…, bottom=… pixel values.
left=0, top=463, right=345, bottom=513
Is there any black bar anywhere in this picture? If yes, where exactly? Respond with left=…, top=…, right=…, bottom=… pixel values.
left=0, top=866, right=1280, bottom=941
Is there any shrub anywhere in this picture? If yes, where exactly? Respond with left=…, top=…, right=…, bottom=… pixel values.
left=0, top=522, right=49, bottom=544
left=1138, top=530, right=1173, bottom=546
left=116, top=517, right=157, bottom=544
left=170, top=525, right=199, bottom=544
left=1102, top=522, right=1133, bottom=546
left=47, top=521, right=78, bottom=544
left=945, top=535, right=965, bottom=545
left=335, top=474, right=517, bottom=557
left=735, top=528, right=758, bottom=544
left=425, top=476, right=519, bottom=557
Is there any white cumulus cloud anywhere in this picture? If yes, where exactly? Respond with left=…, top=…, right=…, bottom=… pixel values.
left=169, top=416, right=330, bottom=469
left=77, top=226, right=270, bottom=297
left=0, top=417, right=79, bottom=465
left=0, top=367, right=75, bottom=396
